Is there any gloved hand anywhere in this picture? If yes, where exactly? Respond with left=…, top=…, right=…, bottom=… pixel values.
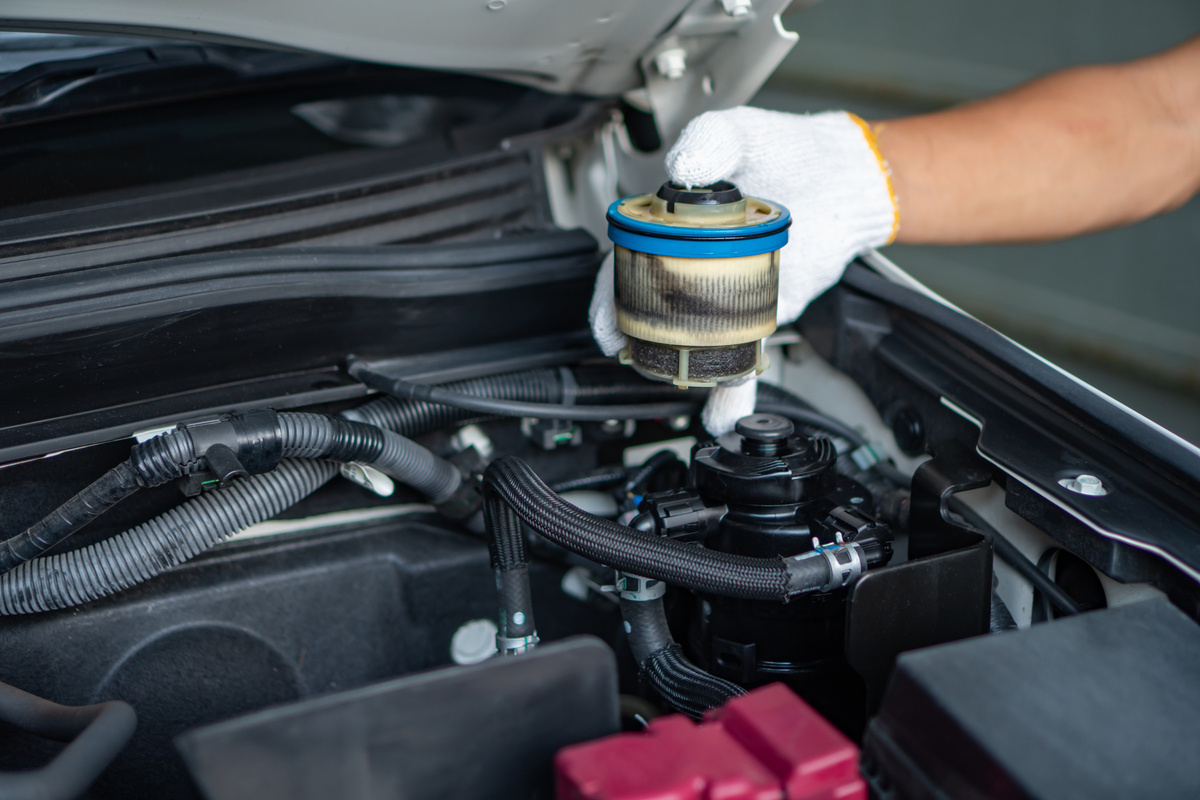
left=590, top=106, right=899, bottom=434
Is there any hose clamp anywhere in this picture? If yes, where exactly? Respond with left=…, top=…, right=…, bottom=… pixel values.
left=614, top=572, right=667, bottom=602
left=814, top=542, right=867, bottom=592
left=496, top=633, right=540, bottom=656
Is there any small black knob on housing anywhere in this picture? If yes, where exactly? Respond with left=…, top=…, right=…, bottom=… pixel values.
left=735, top=414, right=795, bottom=456
left=691, top=414, right=837, bottom=509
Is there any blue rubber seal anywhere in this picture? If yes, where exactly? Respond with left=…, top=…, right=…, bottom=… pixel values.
left=606, top=197, right=790, bottom=259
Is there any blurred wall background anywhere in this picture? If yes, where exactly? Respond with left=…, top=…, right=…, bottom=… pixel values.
left=752, top=0, right=1200, bottom=442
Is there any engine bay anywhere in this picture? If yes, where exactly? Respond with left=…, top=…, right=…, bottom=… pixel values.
left=1, top=314, right=1197, bottom=799
left=0, top=47, right=1198, bottom=799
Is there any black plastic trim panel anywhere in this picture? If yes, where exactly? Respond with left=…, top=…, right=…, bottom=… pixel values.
left=805, top=261, right=1200, bottom=586
left=0, top=231, right=601, bottom=462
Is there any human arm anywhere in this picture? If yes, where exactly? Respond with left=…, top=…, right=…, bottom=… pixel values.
left=880, top=33, right=1200, bottom=243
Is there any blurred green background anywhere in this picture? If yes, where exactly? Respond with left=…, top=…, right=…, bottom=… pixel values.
left=753, top=0, right=1200, bottom=442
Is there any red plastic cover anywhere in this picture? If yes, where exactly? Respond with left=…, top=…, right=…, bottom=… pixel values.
left=556, top=683, right=866, bottom=800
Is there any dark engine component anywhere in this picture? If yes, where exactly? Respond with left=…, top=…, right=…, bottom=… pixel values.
left=681, top=414, right=893, bottom=732
left=178, top=637, right=617, bottom=800
left=861, top=599, right=1200, bottom=800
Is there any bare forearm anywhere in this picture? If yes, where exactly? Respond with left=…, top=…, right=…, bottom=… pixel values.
left=877, top=35, right=1200, bottom=244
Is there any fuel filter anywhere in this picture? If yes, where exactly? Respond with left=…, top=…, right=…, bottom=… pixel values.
left=605, top=181, right=790, bottom=387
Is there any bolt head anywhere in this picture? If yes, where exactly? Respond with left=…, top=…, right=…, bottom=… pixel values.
left=1059, top=473, right=1108, bottom=496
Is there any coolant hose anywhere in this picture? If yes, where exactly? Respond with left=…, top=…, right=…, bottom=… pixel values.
left=483, top=456, right=831, bottom=601
left=0, top=460, right=337, bottom=615
left=620, top=597, right=744, bottom=719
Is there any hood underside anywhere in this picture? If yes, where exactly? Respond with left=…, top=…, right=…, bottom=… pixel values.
left=0, top=0, right=802, bottom=141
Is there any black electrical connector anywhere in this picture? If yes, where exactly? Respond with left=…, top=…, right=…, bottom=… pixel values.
left=813, top=503, right=894, bottom=569
left=163, top=409, right=284, bottom=495
left=635, top=490, right=727, bottom=542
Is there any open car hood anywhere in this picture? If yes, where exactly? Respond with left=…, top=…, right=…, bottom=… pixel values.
left=0, top=0, right=801, bottom=141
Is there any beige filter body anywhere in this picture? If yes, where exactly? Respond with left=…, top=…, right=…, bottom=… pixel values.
left=607, top=182, right=788, bottom=388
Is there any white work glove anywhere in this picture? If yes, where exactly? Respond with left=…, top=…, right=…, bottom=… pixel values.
left=590, top=107, right=898, bottom=435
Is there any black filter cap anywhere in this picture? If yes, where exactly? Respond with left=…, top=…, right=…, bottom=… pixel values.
left=735, top=414, right=795, bottom=456
left=656, top=180, right=743, bottom=208
left=691, top=417, right=837, bottom=508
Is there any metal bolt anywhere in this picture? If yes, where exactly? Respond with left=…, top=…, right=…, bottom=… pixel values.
left=654, top=48, right=688, bottom=80
left=720, top=0, right=752, bottom=16
left=486, top=0, right=506, bottom=10
left=1059, top=474, right=1108, bottom=497
left=668, top=415, right=691, bottom=432
left=600, top=419, right=623, bottom=433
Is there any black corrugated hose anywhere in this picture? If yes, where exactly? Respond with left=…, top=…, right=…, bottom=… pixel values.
left=0, top=462, right=144, bottom=576
left=0, top=413, right=258, bottom=575
left=620, top=596, right=744, bottom=719
left=0, top=462, right=336, bottom=615
left=0, top=363, right=686, bottom=610
left=483, top=456, right=831, bottom=601
left=0, top=412, right=463, bottom=613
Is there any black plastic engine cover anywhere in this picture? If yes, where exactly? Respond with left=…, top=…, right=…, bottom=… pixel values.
left=0, top=517, right=621, bottom=800
left=861, top=599, right=1200, bottom=800
left=177, top=637, right=618, bottom=800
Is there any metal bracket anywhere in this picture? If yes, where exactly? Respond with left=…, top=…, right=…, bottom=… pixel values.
left=846, top=443, right=994, bottom=710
